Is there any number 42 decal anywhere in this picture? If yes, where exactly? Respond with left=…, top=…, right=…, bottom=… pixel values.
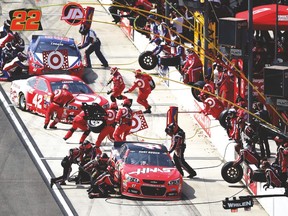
left=9, top=8, right=43, bottom=31
left=32, top=94, right=43, bottom=109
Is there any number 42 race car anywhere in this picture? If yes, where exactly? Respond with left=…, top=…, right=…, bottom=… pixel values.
left=10, top=74, right=109, bottom=125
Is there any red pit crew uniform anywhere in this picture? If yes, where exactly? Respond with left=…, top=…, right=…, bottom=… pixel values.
left=113, top=103, right=133, bottom=142
left=182, top=51, right=203, bottom=84
left=63, top=111, right=91, bottom=144
left=127, top=73, right=152, bottom=112
left=95, top=107, right=118, bottom=154
left=44, top=85, right=75, bottom=129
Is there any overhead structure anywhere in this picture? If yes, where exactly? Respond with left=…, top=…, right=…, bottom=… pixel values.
left=236, top=4, right=288, bottom=30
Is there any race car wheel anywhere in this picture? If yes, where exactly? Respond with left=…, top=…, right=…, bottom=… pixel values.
left=221, top=161, right=243, bottom=184
left=191, top=81, right=205, bottom=102
left=133, top=15, right=147, bottom=29
left=218, top=109, right=229, bottom=129
left=160, top=56, right=181, bottom=66
left=19, top=93, right=27, bottom=111
left=87, top=119, right=106, bottom=133
left=138, top=51, right=158, bottom=70
left=250, top=169, right=266, bottom=182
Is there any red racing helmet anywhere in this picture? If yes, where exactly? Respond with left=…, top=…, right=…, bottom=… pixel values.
left=110, top=67, right=118, bottom=75
left=122, top=98, right=132, bottom=107
left=110, top=102, right=118, bottom=110
left=62, top=84, right=69, bottom=90
left=134, top=69, right=142, bottom=77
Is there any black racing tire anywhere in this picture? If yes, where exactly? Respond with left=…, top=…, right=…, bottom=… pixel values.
left=133, top=15, right=147, bottom=29
left=221, top=161, right=243, bottom=184
left=19, top=93, right=27, bottom=111
left=138, top=51, right=158, bottom=70
left=160, top=56, right=181, bottom=66
left=87, top=119, right=106, bottom=133
left=191, top=81, right=205, bottom=102
left=250, top=169, right=266, bottom=182
left=218, top=109, right=229, bottom=129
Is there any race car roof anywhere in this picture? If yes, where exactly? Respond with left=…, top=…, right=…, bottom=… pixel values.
left=114, top=141, right=168, bottom=153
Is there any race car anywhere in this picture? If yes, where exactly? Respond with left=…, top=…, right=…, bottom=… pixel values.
left=110, top=141, right=183, bottom=200
left=27, top=35, right=84, bottom=77
left=10, top=74, right=109, bottom=125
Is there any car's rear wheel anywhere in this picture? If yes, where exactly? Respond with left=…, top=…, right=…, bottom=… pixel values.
left=87, top=119, right=106, bottom=133
left=221, top=161, right=243, bottom=184
left=19, top=93, right=27, bottom=111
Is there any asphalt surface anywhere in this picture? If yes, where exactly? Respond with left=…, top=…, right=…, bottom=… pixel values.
left=0, top=87, right=67, bottom=216
left=0, top=0, right=271, bottom=216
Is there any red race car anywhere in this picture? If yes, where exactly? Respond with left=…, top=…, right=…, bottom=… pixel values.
left=10, top=74, right=109, bottom=126
left=27, top=35, right=84, bottom=77
left=110, top=141, right=183, bottom=200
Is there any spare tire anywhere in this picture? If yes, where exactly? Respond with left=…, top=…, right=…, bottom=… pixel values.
left=191, top=80, right=205, bottom=102
left=218, top=109, right=229, bottom=129
left=221, top=161, right=243, bottom=184
left=138, top=51, right=158, bottom=70
left=133, top=15, right=147, bottom=29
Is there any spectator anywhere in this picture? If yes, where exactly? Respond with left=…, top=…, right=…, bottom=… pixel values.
left=170, top=11, right=184, bottom=35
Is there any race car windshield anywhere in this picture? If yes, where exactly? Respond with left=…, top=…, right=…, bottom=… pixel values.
left=126, top=151, right=174, bottom=167
left=50, top=81, right=94, bottom=94
left=35, top=41, right=78, bottom=56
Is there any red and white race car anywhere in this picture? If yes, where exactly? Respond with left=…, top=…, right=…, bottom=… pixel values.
left=27, top=35, right=84, bottom=77
left=10, top=74, right=109, bottom=124
left=110, top=141, right=183, bottom=200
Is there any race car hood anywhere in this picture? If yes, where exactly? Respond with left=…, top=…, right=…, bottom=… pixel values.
left=34, top=53, right=81, bottom=68
left=123, top=164, right=181, bottom=180
left=72, top=94, right=107, bottom=107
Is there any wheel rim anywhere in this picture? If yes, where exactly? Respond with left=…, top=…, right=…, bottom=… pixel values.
left=226, top=166, right=240, bottom=180
left=88, top=120, right=104, bottom=128
left=20, top=95, right=26, bottom=108
left=143, top=56, right=153, bottom=66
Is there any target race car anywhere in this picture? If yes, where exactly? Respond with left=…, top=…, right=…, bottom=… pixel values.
left=110, top=141, right=183, bottom=200
left=27, top=35, right=84, bottom=77
left=10, top=74, right=109, bottom=124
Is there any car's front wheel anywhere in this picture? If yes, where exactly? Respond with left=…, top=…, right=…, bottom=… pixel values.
left=19, top=93, right=27, bottom=111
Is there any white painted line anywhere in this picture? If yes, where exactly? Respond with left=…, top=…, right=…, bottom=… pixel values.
left=0, top=91, right=74, bottom=216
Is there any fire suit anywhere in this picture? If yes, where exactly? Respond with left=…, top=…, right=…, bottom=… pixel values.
left=44, top=88, right=75, bottom=128
left=113, top=106, right=133, bottom=141
left=127, top=74, right=152, bottom=110
left=63, top=111, right=91, bottom=144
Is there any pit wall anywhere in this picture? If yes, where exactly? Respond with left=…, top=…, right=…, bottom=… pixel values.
left=99, top=1, right=287, bottom=215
